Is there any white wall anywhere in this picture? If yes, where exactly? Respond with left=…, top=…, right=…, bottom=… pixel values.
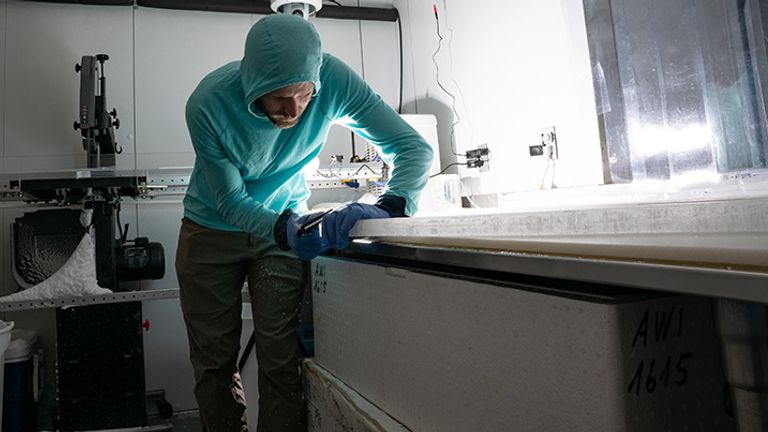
left=396, top=0, right=604, bottom=195
left=0, top=0, right=402, bottom=413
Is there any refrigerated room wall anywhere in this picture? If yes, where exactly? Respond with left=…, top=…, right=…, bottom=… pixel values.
left=395, top=0, right=604, bottom=196
left=0, top=0, right=401, bottom=411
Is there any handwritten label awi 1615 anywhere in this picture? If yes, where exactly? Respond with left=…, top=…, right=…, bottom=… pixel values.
left=626, top=306, right=693, bottom=396
left=312, top=263, right=327, bottom=294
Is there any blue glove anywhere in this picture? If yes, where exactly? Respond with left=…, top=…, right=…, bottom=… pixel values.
left=274, top=210, right=330, bottom=260
left=322, top=202, right=391, bottom=250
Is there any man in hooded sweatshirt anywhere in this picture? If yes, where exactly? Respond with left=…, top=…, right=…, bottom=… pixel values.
left=176, top=14, right=433, bottom=432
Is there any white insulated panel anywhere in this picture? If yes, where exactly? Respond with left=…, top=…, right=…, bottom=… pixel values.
left=389, top=0, right=416, bottom=113
left=405, top=0, right=602, bottom=192
left=133, top=202, right=195, bottom=410
left=313, top=18, right=363, bottom=167
left=4, top=1, right=134, bottom=171
left=134, top=8, right=255, bottom=169
left=359, top=19, right=400, bottom=110
left=134, top=202, right=184, bottom=291
left=312, top=257, right=733, bottom=432
left=142, top=298, right=195, bottom=411
left=315, top=17, right=364, bottom=78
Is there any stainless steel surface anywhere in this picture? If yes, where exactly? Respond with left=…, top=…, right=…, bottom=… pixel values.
left=344, top=241, right=768, bottom=303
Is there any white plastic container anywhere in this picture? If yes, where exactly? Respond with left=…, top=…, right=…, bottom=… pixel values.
left=417, top=174, right=462, bottom=214
left=0, top=320, right=16, bottom=429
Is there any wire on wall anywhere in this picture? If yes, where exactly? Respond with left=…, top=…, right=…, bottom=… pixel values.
left=430, top=162, right=467, bottom=178
left=432, top=4, right=464, bottom=157
left=442, top=0, right=475, bottom=148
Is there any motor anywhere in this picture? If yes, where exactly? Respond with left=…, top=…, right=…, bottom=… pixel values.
left=89, top=196, right=165, bottom=291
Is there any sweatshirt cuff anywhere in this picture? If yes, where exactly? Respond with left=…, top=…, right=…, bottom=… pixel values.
left=374, top=194, right=407, bottom=218
left=273, top=209, right=294, bottom=251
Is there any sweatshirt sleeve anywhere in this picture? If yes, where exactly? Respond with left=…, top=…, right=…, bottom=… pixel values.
left=185, top=99, right=279, bottom=239
left=325, top=56, right=434, bottom=216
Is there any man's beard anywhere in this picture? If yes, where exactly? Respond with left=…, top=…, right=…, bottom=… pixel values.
left=269, top=115, right=301, bottom=129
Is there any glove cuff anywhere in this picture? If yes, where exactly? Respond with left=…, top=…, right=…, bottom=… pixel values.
left=273, top=209, right=294, bottom=251
left=375, top=194, right=407, bottom=218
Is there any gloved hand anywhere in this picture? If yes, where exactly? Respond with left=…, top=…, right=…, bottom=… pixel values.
left=273, top=210, right=330, bottom=260
left=322, top=202, right=391, bottom=250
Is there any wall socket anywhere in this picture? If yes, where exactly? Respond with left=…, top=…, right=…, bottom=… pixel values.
left=529, top=126, right=558, bottom=159
left=541, top=126, right=558, bottom=160
left=466, top=144, right=491, bottom=171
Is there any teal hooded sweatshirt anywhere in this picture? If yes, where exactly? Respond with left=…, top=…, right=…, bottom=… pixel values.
left=184, top=14, right=433, bottom=241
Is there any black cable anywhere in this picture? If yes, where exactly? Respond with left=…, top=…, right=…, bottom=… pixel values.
left=429, top=162, right=466, bottom=178
left=114, top=201, right=128, bottom=243
left=324, top=0, right=343, bottom=6
left=238, top=331, right=256, bottom=372
left=432, top=6, right=464, bottom=157
left=396, top=9, right=404, bottom=114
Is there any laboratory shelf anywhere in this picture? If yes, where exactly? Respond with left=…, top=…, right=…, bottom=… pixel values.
left=0, top=288, right=180, bottom=312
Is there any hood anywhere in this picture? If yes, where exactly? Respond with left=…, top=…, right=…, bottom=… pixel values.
left=240, top=14, right=323, bottom=116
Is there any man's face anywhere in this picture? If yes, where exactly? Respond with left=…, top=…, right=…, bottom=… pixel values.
left=257, top=82, right=314, bottom=129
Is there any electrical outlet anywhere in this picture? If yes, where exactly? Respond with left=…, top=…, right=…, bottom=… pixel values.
left=529, top=145, right=544, bottom=157
left=540, top=126, right=558, bottom=160
left=466, top=144, right=491, bottom=171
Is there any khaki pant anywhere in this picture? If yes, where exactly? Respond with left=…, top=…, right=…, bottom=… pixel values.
left=176, top=217, right=307, bottom=432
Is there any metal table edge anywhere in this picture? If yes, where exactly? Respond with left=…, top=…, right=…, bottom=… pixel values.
left=337, top=241, right=768, bottom=304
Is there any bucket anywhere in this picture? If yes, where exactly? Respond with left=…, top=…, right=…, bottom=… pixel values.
left=0, top=320, right=16, bottom=428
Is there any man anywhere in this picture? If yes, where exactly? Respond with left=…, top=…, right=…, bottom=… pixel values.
left=176, top=14, right=433, bottom=432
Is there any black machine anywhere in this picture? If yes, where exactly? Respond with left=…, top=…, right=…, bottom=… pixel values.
left=11, top=178, right=165, bottom=291
left=11, top=53, right=165, bottom=291
left=72, top=54, right=164, bottom=290
left=88, top=194, right=165, bottom=290
left=73, top=54, right=121, bottom=169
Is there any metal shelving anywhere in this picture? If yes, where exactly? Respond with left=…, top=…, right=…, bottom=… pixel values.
left=0, top=288, right=180, bottom=312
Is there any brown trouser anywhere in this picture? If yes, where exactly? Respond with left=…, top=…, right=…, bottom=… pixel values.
left=175, top=217, right=307, bottom=432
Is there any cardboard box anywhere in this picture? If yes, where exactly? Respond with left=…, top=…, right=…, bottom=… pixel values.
left=304, top=358, right=410, bottom=432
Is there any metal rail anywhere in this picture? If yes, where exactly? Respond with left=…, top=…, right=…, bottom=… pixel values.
left=341, top=241, right=768, bottom=304
left=0, top=288, right=180, bottom=312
